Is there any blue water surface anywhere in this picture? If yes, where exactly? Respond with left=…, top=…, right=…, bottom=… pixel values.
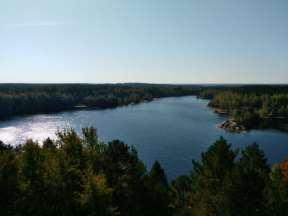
left=0, top=96, right=287, bottom=179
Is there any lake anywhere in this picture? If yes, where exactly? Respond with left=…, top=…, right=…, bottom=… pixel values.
left=0, top=96, right=288, bottom=179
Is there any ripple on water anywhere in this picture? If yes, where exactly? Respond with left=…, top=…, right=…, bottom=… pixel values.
left=0, top=115, right=71, bottom=145
left=0, top=127, right=22, bottom=144
left=0, top=96, right=288, bottom=180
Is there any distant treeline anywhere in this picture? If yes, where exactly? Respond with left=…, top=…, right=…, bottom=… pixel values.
left=0, top=84, right=200, bottom=119
left=199, top=85, right=288, bottom=129
left=1, top=127, right=288, bottom=215
left=1, top=84, right=288, bottom=130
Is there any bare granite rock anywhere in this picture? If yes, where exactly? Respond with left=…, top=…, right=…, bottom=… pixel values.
left=218, top=119, right=246, bottom=132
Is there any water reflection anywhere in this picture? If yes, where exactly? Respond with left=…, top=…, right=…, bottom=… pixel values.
left=0, top=96, right=287, bottom=179
left=0, top=115, right=71, bottom=144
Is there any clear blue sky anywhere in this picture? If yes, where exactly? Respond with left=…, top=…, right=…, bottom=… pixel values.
left=1, top=0, right=287, bottom=83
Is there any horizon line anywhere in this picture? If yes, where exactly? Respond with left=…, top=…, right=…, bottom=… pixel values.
left=0, top=82, right=287, bottom=86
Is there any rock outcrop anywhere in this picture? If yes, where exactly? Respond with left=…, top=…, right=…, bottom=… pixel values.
left=218, top=119, right=246, bottom=132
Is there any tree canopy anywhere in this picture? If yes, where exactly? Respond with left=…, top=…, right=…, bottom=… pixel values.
left=1, top=128, right=288, bottom=215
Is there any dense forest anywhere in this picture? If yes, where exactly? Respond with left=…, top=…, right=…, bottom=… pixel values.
left=199, top=85, right=288, bottom=131
left=1, top=127, right=288, bottom=216
left=1, top=84, right=288, bottom=131
left=0, top=84, right=200, bottom=120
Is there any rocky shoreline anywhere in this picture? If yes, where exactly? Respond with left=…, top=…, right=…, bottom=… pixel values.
left=217, top=119, right=246, bottom=133
left=213, top=108, right=228, bottom=115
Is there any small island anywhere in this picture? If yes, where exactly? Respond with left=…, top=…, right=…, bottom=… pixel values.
left=217, top=119, right=246, bottom=132
left=0, top=84, right=287, bottom=132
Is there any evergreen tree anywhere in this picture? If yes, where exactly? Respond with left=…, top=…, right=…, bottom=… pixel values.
left=170, top=175, right=193, bottom=214
left=80, top=169, right=115, bottom=216
left=142, top=161, right=171, bottom=216
left=103, top=140, right=146, bottom=215
left=190, top=137, right=237, bottom=216
left=236, top=143, right=270, bottom=216
left=1, top=127, right=288, bottom=216
left=265, top=163, right=288, bottom=215
left=0, top=142, right=19, bottom=216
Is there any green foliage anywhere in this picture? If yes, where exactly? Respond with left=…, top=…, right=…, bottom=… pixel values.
left=0, top=128, right=170, bottom=216
left=208, top=86, right=288, bottom=129
left=0, top=144, right=18, bottom=216
left=149, top=161, right=168, bottom=187
left=80, top=169, right=115, bottom=216
left=142, top=161, right=171, bottom=216
left=190, top=137, right=237, bottom=216
left=170, top=175, right=193, bottom=213
left=233, top=144, right=270, bottom=216
left=1, top=130, right=288, bottom=215
left=1, top=84, right=287, bottom=131
left=0, top=84, right=199, bottom=119
left=170, top=138, right=288, bottom=216
left=265, top=165, right=288, bottom=216
left=103, top=140, right=147, bottom=215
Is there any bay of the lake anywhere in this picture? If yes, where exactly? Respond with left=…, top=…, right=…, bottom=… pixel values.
left=0, top=96, right=288, bottom=179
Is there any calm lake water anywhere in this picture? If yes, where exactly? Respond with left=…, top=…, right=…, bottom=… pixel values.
left=0, top=96, right=288, bottom=179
